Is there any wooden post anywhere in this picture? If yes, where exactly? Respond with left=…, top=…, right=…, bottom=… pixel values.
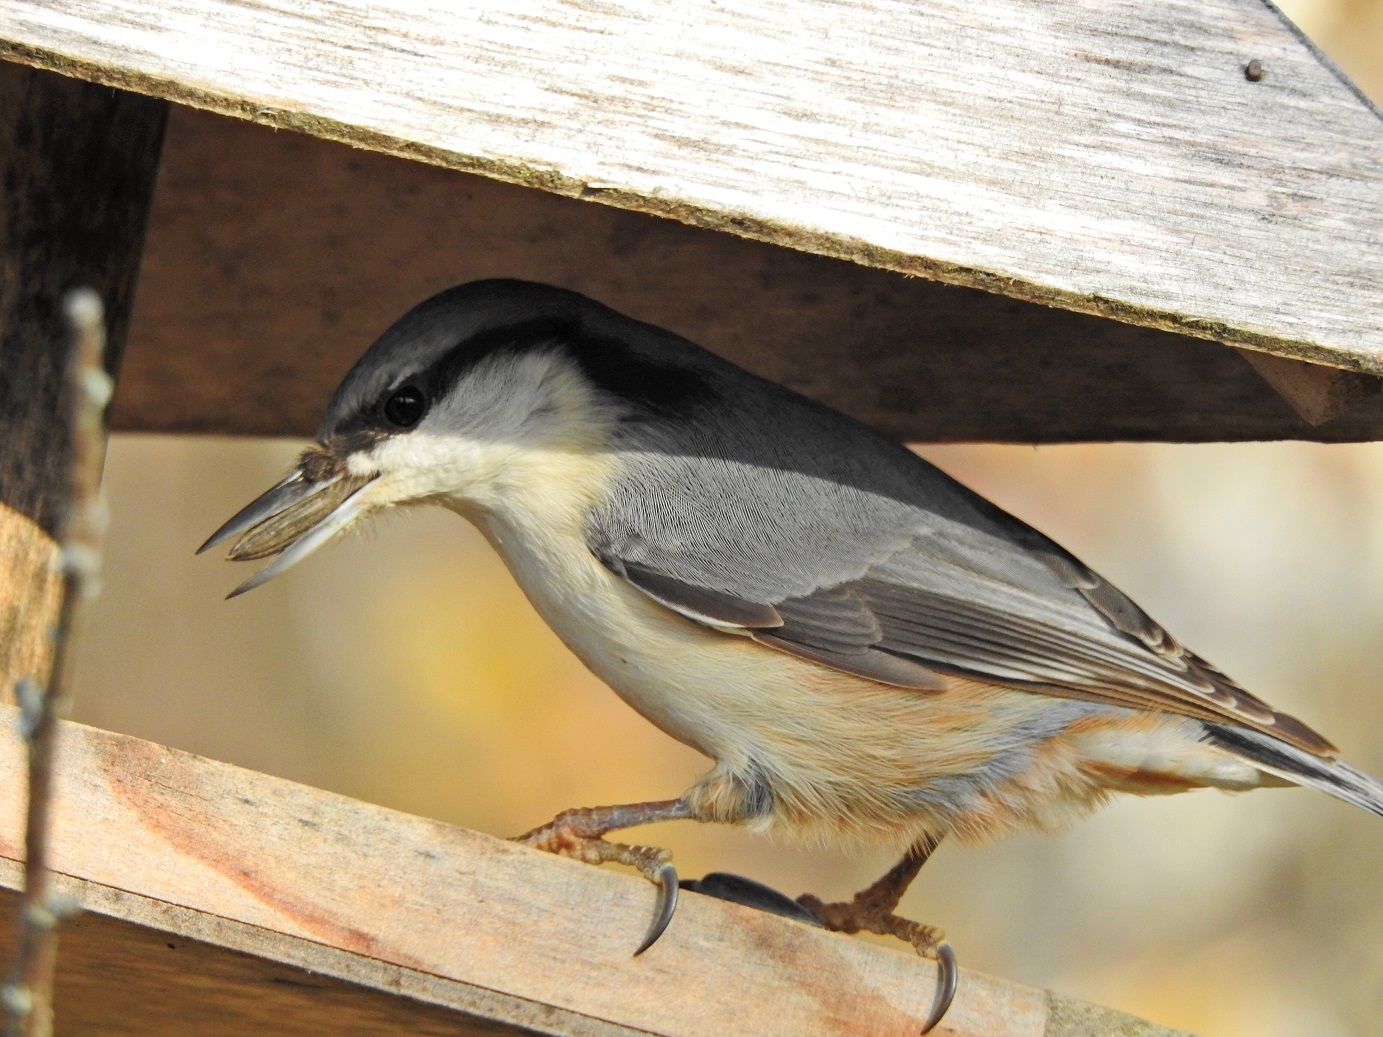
left=0, top=62, right=167, bottom=698
left=0, top=59, right=165, bottom=1037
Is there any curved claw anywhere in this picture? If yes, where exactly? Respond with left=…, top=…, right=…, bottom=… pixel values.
left=681, top=872, right=824, bottom=927
left=633, top=861, right=679, bottom=956
left=920, top=940, right=958, bottom=1035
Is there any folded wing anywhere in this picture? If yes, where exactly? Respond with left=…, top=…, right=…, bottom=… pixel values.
left=589, top=452, right=1334, bottom=758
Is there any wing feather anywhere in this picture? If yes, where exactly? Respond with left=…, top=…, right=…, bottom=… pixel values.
left=593, top=525, right=1335, bottom=757
left=585, top=416, right=1333, bottom=757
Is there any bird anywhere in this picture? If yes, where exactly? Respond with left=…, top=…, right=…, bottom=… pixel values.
left=201, top=278, right=1383, bottom=1033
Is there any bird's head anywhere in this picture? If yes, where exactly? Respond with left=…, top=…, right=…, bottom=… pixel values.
left=200, top=279, right=712, bottom=596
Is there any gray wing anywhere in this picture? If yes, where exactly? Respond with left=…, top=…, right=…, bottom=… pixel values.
left=587, top=447, right=1334, bottom=758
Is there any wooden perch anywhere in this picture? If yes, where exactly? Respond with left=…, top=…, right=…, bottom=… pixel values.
left=0, top=706, right=1192, bottom=1037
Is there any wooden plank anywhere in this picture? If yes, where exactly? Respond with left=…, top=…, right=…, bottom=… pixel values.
left=0, top=80, right=160, bottom=1018
left=1237, top=349, right=1383, bottom=425
left=0, top=707, right=1191, bottom=1036
left=0, top=61, right=165, bottom=697
left=0, top=877, right=632, bottom=1037
left=1, top=0, right=1380, bottom=376
left=113, top=104, right=1383, bottom=443
left=0, top=508, right=61, bottom=708
left=0, top=59, right=166, bottom=536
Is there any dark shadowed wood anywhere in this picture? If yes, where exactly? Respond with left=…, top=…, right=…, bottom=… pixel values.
left=0, top=893, right=534, bottom=1037
left=0, top=65, right=166, bottom=702
left=110, top=107, right=1383, bottom=445
left=0, top=61, right=166, bottom=537
left=0, top=707, right=1190, bottom=1037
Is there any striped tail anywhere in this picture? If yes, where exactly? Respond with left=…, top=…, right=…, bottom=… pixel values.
left=1204, top=723, right=1383, bottom=819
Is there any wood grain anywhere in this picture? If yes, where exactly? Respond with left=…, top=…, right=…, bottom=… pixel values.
left=0, top=707, right=1191, bottom=1036
left=112, top=105, right=1383, bottom=443
left=0, top=507, right=60, bottom=705
left=1237, top=348, right=1383, bottom=425
left=1, top=0, right=1380, bottom=377
left=0, top=59, right=165, bottom=537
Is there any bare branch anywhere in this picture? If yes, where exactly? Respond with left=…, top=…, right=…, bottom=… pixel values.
left=2, top=288, right=112, bottom=1037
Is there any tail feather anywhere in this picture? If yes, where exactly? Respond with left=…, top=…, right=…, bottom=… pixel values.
left=1204, top=722, right=1383, bottom=820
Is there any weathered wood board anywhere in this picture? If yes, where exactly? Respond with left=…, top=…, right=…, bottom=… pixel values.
left=105, top=105, right=1383, bottom=443
left=1238, top=348, right=1383, bottom=425
left=0, top=707, right=1191, bottom=1036
left=0, top=58, right=166, bottom=536
left=0, top=60, right=165, bottom=703
left=0, top=885, right=531, bottom=1037
left=1, top=0, right=1380, bottom=381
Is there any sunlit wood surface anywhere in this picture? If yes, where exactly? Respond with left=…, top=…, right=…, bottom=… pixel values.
left=3, top=0, right=1382, bottom=378
left=0, top=705, right=1193, bottom=1036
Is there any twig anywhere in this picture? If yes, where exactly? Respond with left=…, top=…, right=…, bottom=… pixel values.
left=2, top=289, right=112, bottom=1037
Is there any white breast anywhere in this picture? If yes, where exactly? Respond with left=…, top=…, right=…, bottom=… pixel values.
left=468, top=468, right=813, bottom=767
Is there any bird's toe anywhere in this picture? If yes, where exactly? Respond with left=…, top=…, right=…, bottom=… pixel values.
left=795, top=892, right=956, bottom=1035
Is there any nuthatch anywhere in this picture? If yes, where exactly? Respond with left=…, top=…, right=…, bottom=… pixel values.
left=203, top=280, right=1383, bottom=1033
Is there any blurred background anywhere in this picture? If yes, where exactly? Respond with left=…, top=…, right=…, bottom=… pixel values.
left=68, top=2, right=1383, bottom=1033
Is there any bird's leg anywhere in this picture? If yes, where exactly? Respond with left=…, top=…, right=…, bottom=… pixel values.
left=798, top=833, right=940, bottom=936
left=512, top=798, right=696, bottom=954
left=797, top=834, right=957, bottom=1034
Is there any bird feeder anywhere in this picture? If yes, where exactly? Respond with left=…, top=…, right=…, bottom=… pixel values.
left=1, top=0, right=1379, bottom=1033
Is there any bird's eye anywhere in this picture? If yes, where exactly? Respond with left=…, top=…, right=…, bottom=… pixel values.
left=382, top=386, right=427, bottom=428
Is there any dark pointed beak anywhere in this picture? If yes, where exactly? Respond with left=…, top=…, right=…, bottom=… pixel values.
left=199, top=455, right=377, bottom=598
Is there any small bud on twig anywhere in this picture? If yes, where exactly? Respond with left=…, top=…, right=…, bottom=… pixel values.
left=3, top=288, right=110, bottom=1037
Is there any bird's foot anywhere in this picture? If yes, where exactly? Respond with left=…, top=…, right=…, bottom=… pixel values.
left=797, top=891, right=957, bottom=1033
left=796, top=890, right=946, bottom=953
left=511, top=800, right=692, bottom=954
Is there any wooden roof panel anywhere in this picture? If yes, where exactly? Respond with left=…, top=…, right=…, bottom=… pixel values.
left=2, top=0, right=1380, bottom=373
left=104, top=106, right=1383, bottom=443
